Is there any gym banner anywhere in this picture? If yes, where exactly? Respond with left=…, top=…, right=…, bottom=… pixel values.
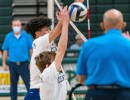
left=0, top=68, right=27, bottom=94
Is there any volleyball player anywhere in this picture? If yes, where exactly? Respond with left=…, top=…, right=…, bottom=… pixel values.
left=35, top=6, right=69, bottom=100
left=24, top=7, right=68, bottom=100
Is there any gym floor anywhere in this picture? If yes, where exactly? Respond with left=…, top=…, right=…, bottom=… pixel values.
left=0, top=96, right=24, bottom=100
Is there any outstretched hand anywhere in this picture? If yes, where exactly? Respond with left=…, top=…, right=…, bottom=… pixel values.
left=56, top=6, right=70, bottom=24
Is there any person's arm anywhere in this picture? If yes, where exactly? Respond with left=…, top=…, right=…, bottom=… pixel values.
left=76, top=43, right=88, bottom=84
left=77, top=75, right=86, bottom=84
left=55, top=6, right=70, bottom=71
left=48, top=8, right=64, bottom=43
left=49, top=21, right=62, bottom=43
left=2, top=35, right=9, bottom=71
left=2, top=50, right=8, bottom=71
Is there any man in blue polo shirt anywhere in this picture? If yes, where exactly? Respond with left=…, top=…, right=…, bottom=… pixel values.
left=2, top=19, right=32, bottom=100
left=76, top=9, right=130, bottom=100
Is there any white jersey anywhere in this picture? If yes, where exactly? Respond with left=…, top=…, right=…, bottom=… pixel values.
left=30, top=34, right=57, bottom=89
left=39, top=62, right=67, bottom=100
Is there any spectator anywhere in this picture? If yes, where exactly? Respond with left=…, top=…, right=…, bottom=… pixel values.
left=76, top=9, right=130, bottom=100
left=70, top=34, right=84, bottom=50
left=2, top=19, right=33, bottom=100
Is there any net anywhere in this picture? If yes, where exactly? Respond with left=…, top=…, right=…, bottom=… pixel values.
left=52, top=1, right=88, bottom=99
left=68, top=84, right=87, bottom=100
left=54, top=0, right=88, bottom=49
left=62, top=57, right=87, bottom=100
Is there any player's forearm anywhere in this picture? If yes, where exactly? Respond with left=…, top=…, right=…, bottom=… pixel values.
left=55, top=22, right=69, bottom=71
left=77, top=75, right=86, bottom=84
left=58, top=22, right=68, bottom=50
left=2, top=51, right=8, bottom=65
left=49, top=21, right=62, bottom=43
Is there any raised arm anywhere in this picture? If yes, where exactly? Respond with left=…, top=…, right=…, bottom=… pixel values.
left=49, top=21, right=62, bottom=43
left=49, top=8, right=66, bottom=43
left=55, top=6, right=70, bottom=71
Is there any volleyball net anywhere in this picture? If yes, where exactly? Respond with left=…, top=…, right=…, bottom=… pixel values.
left=49, top=0, right=89, bottom=99
left=62, top=57, right=87, bottom=100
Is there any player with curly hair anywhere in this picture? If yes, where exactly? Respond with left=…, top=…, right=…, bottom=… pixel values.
left=24, top=7, right=68, bottom=100
left=35, top=6, right=69, bottom=100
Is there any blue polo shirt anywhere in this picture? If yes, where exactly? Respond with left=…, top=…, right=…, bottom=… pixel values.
left=2, top=30, right=33, bottom=62
left=76, top=29, right=130, bottom=88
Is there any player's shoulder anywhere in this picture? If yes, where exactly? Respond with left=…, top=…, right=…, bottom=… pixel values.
left=39, top=33, right=49, bottom=40
left=42, top=61, right=56, bottom=73
left=35, top=33, right=49, bottom=42
left=48, top=61, right=59, bottom=75
left=49, top=61, right=56, bottom=68
left=40, top=61, right=58, bottom=81
left=32, top=36, right=45, bottom=46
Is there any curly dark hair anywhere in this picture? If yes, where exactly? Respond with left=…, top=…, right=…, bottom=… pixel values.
left=24, top=16, right=52, bottom=38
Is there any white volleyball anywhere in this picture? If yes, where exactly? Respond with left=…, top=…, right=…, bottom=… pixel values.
left=69, top=2, right=87, bottom=22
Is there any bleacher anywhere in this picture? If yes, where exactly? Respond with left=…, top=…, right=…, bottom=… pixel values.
left=0, top=0, right=60, bottom=49
left=0, top=0, right=12, bottom=49
left=12, top=0, right=48, bottom=24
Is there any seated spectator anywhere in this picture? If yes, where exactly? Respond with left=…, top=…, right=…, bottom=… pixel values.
left=70, top=34, right=84, bottom=50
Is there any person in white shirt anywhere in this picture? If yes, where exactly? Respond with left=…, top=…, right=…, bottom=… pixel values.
left=35, top=6, right=69, bottom=100
left=24, top=7, right=68, bottom=100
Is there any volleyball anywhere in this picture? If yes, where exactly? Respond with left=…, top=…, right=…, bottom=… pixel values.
left=69, top=2, right=87, bottom=22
